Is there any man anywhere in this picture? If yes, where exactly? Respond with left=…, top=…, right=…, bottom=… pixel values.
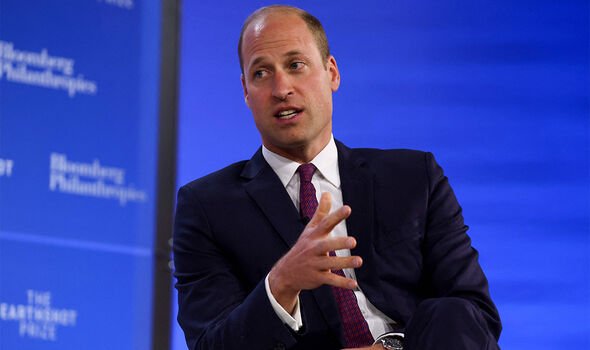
left=174, top=5, right=501, bottom=350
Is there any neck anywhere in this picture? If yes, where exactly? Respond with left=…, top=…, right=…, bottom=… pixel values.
left=264, top=137, right=331, bottom=164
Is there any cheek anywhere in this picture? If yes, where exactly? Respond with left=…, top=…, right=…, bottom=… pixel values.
left=246, top=97, right=264, bottom=114
left=249, top=100, right=271, bottom=126
left=311, top=87, right=332, bottom=111
left=247, top=89, right=269, bottom=108
left=311, top=77, right=334, bottom=100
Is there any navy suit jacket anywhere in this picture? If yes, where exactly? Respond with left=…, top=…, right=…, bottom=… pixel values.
left=173, top=141, right=501, bottom=350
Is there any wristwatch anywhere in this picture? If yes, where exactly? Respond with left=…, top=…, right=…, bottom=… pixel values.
left=377, top=335, right=404, bottom=350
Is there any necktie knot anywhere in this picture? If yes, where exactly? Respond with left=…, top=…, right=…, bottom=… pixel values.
left=298, top=163, right=316, bottom=183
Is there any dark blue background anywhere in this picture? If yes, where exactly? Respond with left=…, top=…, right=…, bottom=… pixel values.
left=175, top=1, right=589, bottom=349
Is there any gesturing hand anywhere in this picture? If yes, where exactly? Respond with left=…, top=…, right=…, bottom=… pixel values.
left=268, top=192, right=363, bottom=313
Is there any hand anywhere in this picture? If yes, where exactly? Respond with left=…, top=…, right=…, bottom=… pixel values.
left=342, top=344, right=384, bottom=350
left=268, top=192, right=363, bottom=313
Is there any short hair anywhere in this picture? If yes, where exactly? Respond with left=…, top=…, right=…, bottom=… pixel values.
left=238, top=5, right=331, bottom=74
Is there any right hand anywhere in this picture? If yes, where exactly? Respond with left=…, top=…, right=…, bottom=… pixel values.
left=268, top=192, right=363, bottom=313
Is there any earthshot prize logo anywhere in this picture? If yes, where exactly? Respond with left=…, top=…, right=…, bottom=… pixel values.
left=0, top=40, right=97, bottom=98
left=49, top=153, right=148, bottom=206
left=0, top=290, right=78, bottom=341
left=0, top=158, right=14, bottom=177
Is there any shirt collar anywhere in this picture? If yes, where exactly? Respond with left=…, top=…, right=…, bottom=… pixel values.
left=262, top=136, right=341, bottom=189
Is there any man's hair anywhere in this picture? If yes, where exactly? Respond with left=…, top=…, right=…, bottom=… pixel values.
left=238, top=5, right=331, bottom=74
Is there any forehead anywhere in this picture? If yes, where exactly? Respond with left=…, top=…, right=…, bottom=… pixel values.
left=241, top=13, right=319, bottom=68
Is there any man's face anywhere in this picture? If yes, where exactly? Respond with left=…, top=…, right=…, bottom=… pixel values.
left=240, top=13, right=340, bottom=161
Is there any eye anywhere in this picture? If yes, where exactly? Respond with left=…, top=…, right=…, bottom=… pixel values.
left=289, top=61, right=305, bottom=70
left=253, top=69, right=268, bottom=80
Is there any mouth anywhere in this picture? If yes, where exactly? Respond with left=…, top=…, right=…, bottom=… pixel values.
left=274, top=108, right=303, bottom=120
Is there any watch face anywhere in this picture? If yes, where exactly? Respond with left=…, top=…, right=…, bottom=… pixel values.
left=382, top=337, right=404, bottom=350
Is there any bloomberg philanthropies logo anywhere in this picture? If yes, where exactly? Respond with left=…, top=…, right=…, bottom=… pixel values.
left=98, top=0, right=134, bottom=10
left=0, top=40, right=97, bottom=98
left=49, top=153, right=147, bottom=206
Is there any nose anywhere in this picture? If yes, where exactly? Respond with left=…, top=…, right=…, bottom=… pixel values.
left=271, top=70, right=293, bottom=101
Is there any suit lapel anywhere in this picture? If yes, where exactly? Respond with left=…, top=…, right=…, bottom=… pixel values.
left=241, top=149, right=304, bottom=248
left=314, top=141, right=380, bottom=345
left=337, top=142, right=403, bottom=323
left=241, top=144, right=378, bottom=344
left=241, top=144, right=376, bottom=257
left=243, top=149, right=344, bottom=341
left=336, top=141, right=376, bottom=284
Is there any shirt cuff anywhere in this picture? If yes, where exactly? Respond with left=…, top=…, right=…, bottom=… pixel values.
left=264, top=274, right=303, bottom=331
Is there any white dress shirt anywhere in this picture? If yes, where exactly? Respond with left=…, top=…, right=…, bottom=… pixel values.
left=262, top=136, right=395, bottom=339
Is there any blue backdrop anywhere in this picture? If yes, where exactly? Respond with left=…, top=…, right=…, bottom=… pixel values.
left=0, top=1, right=162, bottom=348
left=175, top=1, right=589, bottom=349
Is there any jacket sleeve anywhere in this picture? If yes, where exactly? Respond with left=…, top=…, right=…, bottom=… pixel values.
left=173, top=184, right=298, bottom=350
left=421, top=152, right=502, bottom=339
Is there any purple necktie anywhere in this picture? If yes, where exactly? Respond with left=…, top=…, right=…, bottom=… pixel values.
left=298, top=163, right=319, bottom=221
left=297, top=163, right=374, bottom=347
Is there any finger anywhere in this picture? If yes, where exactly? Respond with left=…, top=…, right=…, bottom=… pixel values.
left=307, top=205, right=351, bottom=239
left=315, top=236, right=357, bottom=254
left=318, top=255, right=363, bottom=271
left=321, top=272, right=358, bottom=290
left=316, top=204, right=351, bottom=234
left=308, top=192, right=332, bottom=226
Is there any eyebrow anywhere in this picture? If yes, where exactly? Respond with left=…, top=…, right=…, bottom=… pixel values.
left=248, top=50, right=306, bottom=72
left=283, top=50, right=304, bottom=58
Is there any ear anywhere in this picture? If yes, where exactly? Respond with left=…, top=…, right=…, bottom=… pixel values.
left=326, top=56, right=340, bottom=92
left=241, top=74, right=250, bottom=107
